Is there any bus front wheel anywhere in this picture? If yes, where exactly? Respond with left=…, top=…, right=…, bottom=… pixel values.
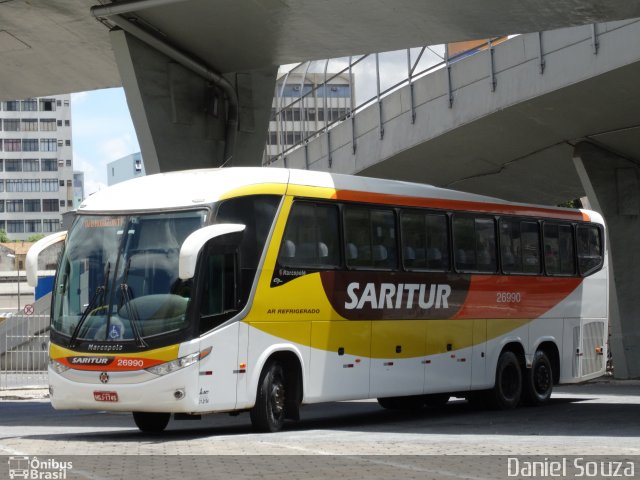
left=132, top=412, right=170, bottom=432
left=490, top=351, right=522, bottom=409
left=250, top=360, right=287, bottom=432
left=523, top=350, right=553, bottom=405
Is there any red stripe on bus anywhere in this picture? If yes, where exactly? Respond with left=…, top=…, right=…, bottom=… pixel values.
left=331, top=190, right=589, bottom=222
left=59, top=357, right=164, bottom=371
left=452, top=275, right=582, bottom=320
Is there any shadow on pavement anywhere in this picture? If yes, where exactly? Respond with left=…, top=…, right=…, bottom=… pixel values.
left=6, top=393, right=640, bottom=443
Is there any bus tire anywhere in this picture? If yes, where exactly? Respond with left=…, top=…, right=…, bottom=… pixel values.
left=423, top=393, right=450, bottom=408
left=132, top=412, right=170, bottom=432
left=490, top=351, right=522, bottom=410
left=523, top=350, right=553, bottom=406
left=250, top=360, right=287, bottom=432
left=377, top=395, right=425, bottom=410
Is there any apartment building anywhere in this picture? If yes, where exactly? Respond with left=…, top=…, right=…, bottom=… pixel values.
left=107, top=152, right=145, bottom=186
left=0, top=95, right=74, bottom=240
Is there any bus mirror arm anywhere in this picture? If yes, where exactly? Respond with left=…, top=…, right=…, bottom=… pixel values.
left=178, top=224, right=246, bottom=280
left=26, top=231, right=68, bottom=288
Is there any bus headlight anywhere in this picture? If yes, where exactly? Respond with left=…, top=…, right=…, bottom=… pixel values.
left=49, top=358, right=70, bottom=374
left=145, top=352, right=201, bottom=376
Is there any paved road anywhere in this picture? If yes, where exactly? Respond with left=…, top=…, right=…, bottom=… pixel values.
left=0, top=380, right=638, bottom=479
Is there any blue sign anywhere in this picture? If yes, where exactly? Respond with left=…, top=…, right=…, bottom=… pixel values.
left=35, top=276, right=55, bottom=300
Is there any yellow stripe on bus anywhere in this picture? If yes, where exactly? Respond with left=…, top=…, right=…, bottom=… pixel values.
left=218, top=183, right=288, bottom=200
left=285, top=184, right=337, bottom=199
left=248, top=317, right=531, bottom=359
left=244, top=190, right=534, bottom=359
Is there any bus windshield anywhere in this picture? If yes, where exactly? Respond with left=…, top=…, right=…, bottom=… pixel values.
left=52, top=210, right=208, bottom=345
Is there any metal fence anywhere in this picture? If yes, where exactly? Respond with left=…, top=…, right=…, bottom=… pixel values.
left=1, top=294, right=51, bottom=390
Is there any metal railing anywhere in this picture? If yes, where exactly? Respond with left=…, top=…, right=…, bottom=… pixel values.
left=1, top=289, right=53, bottom=390
left=263, top=38, right=505, bottom=165
left=1, top=314, right=49, bottom=389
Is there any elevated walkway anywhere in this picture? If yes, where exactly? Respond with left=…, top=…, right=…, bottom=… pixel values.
left=270, top=19, right=640, bottom=206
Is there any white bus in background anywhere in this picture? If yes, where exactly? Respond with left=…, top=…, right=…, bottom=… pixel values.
left=27, top=167, right=607, bottom=432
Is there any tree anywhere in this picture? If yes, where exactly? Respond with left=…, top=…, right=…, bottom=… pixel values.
left=557, top=199, right=582, bottom=209
left=0, top=229, right=8, bottom=243
left=27, top=234, right=45, bottom=243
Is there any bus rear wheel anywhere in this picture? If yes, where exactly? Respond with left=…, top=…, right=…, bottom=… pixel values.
left=250, top=360, right=287, bottom=432
left=132, top=412, right=170, bottom=432
left=490, top=351, right=522, bottom=409
left=523, top=350, right=553, bottom=405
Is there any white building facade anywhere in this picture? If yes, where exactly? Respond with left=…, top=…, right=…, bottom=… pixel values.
left=0, top=95, right=74, bottom=240
left=107, top=152, right=145, bottom=186
left=264, top=72, right=352, bottom=163
left=73, top=171, right=85, bottom=209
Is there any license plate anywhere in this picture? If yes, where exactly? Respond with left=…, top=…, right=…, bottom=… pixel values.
left=93, top=391, right=118, bottom=402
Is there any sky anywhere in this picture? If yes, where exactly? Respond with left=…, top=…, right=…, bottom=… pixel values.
left=71, top=88, right=139, bottom=196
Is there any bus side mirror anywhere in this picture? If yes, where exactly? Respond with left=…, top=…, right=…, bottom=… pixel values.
left=178, top=224, right=245, bottom=280
left=26, top=231, right=67, bottom=287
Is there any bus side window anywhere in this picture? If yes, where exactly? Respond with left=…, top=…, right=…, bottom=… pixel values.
left=453, top=216, right=496, bottom=273
left=521, top=221, right=541, bottom=274
left=400, top=210, right=449, bottom=271
left=344, top=205, right=396, bottom=270
left=577, top=225, right=603, bottom=276
left=543, top=222, right=575, bottom=275
left=216, top=195, right=280, bottom=305
left=278, top=202, right=340, bottom=268
left=499, top=219, right=541, bottom=274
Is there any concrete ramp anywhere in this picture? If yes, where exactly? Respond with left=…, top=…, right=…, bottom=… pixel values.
left=273, top=19, right=640, bottom=205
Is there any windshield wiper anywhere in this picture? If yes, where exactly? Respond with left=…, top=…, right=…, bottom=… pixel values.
left=69, top=261, right=110, bottom=348
left=120, top=257, right=147, bottom=348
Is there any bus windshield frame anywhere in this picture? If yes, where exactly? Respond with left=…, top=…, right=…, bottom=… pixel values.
left=51, top=209, right=209, bottom=351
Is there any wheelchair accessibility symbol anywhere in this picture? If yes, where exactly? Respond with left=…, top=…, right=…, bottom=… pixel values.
left=109, top=324, right=122, bottom=339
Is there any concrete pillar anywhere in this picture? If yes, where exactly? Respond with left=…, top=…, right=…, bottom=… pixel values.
left=110, top=29, right=277, bottom=173
left=573, top=141, right=640, bottom=379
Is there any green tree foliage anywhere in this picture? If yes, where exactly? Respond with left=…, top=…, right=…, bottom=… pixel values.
left=0, top=229, right=8, bottom=242
left=557, top=199, right=582, bottom=209
left=27, top=234, right=46, bottom=242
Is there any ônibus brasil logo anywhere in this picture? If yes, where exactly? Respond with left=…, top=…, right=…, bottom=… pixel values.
left=8, top=456, right=73, bottom=479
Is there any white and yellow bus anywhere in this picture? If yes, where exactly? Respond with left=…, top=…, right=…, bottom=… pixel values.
left=27, top=167, right=607, bottom=432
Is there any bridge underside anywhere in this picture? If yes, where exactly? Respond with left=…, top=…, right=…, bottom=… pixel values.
left=3, top=0, right=640, bottom=101
left=3, top=0, right=640, bottom=170
left=360, top=60, right=640, bottom=205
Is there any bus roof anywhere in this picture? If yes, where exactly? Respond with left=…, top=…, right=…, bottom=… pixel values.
left=78, top=167, right=602, bottom=224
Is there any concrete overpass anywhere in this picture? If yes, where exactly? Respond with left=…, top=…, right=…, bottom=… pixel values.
left=2, top=0, right=640, bottom=172
left=271, top=20, right=640, bottom=206
left=1, top=1, right=640, bottom=377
